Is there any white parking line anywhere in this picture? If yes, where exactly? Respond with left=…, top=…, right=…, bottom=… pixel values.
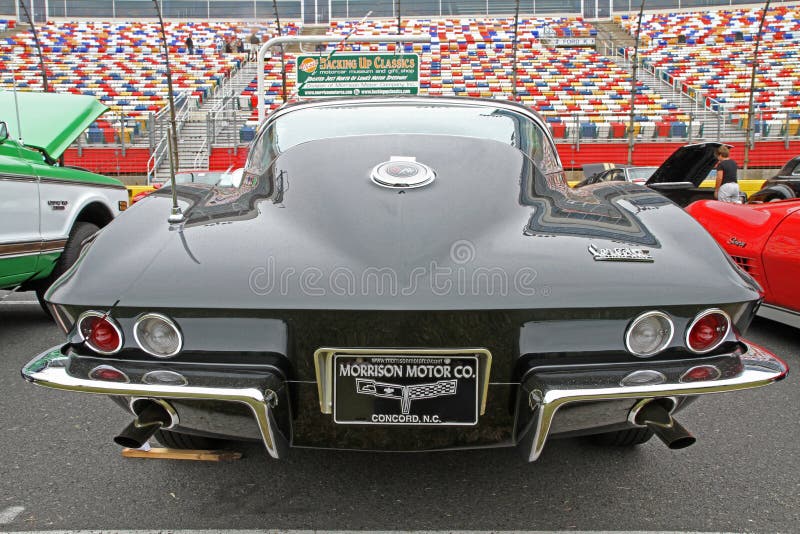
left=0, top=300, right=38, bottom=305
left=0, top=506, right=25, bottom=525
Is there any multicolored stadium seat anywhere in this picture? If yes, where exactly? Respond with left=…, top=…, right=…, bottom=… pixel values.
left=240, top=16, right=679, bottom=139
left=619, top=5, right=800, bottom=134
left=0, top=20, right=298, bottom=142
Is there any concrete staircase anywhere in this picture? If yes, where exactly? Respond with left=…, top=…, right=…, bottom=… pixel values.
left=155, top=60, right=258, bottom=176
left=593, top=19, right=636, bottom=56
left=594, top=19, right=743, bottom=140
left=155, top=24, right=345, bottom=177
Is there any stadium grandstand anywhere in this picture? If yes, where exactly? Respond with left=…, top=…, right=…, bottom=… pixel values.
left=0, top=0, right=798, bottom=181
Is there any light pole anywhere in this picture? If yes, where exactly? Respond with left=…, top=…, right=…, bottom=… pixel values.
left=743, top=0, right=771, bottom=173
left=627, top=0, right=646, bottom=165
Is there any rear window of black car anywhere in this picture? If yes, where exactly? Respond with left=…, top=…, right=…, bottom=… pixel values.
left=247, top=102, right=558, bottom=175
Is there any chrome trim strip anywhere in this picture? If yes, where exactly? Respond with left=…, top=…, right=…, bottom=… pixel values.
left=518, top=339, right=787, bottom=462
left=625, top=310, right=674, bottom=357
left=685, top=308, right=732, bottom=354
left=133, top=313, right=183, bottom=358
left=38, top=177, right=127, bottom=191
left=757, top=303, right=800, bottom=329
left=21, top=346, right=287, bottom=459
left=0, top=250, right=43, bottom=260
left=76, top=310, right=124, bottom=356
left=314, top=347, right=492, bottom=416
left=0, top=239, right=67, bottom=258
left=0, top=172, right=38, bottom=183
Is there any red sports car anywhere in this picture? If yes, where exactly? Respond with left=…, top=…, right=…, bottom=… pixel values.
left=686, top=199, right=800, bottom=328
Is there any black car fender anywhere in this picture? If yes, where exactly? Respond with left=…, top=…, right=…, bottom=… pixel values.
left=749, top=183, right=795, bottom=203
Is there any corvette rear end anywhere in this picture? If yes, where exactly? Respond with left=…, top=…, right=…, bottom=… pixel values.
left=21, top=97, right=787, bottom=461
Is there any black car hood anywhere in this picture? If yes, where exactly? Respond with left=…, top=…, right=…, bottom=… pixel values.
left=645, top=142, right=723, bottom=187
left=49, top=135, right=758, bottom=310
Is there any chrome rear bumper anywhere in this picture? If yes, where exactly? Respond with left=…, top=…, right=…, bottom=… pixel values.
left=22, top=340, right=786, bottom=461
left=516, top=340, right=787, bottom=461
left=21, top=347, right=289, bottom=458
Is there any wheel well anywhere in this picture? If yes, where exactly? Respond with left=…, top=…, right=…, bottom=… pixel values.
left=75, top=202, right=114, bottom=229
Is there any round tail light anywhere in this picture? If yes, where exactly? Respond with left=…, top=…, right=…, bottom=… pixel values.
left=134, top=313, right=183, bottom=358
left=78, top=311, right=123, bottom=355
left=89, top=364, right=129, bottom=383
left=680, top=364, right=722, bottom=382
left=625, top=311, right=674, bottom=357
left=686, top=309, right=731, bottom=354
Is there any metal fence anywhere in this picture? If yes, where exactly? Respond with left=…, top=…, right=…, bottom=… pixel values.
left=1, top=0, right=797, bottom=23
left=0, top=1, right=302, bottom=21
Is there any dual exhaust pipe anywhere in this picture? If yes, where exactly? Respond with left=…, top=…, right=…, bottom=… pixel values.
left=113, top=398, right=177, bottom=449
left=631, top=398, right=696, bottom=450
left=116, top=397, right=695, bottom=451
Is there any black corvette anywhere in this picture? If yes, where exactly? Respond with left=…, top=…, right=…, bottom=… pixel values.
left=749, top=155, right=800, bottom=202
left=22, top=97, right=787, bottom=461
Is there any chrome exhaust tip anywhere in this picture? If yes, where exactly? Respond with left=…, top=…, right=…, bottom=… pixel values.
left=113, top=398, right=178, bottom=448
left=630, top=398, right=696, bottom=450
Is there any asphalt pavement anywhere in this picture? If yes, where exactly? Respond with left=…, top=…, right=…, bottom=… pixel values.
left=1, top=294, right=798, bottom=533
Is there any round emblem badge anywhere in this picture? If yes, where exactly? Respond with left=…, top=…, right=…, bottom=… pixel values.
left=371, top=158, right=435, bottom=189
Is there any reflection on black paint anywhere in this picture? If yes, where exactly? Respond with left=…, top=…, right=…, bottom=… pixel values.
left=155, top=167, right=284, bottom=228
left=520, top=160, right=667, bottom=247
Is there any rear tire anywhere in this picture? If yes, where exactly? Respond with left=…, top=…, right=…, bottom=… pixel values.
left=587, top=427, right=654, bottom=447
left=154, top=429, right=226, bottom=450
left=36, top=222, right=99, bottom=319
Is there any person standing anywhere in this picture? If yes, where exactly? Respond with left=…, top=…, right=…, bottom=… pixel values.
left=185, top=34, right=194, bottom=55
left=248, top=30, right=260, bottom=61
left=715, top=145, right=741, bottom=202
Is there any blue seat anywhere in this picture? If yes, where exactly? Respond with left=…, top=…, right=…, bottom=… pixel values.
left=580, top=122, right=597, bottom=139
left=670, top=122, right=687, bottom=137
left=239, top=126, right=255, bottom=142
left=87, top=127, right=104, bottom=144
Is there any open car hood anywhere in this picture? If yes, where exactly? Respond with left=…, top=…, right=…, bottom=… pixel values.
left=0, top=91, right=107, bottom=160
left=645, top=142, right=724, bottom=187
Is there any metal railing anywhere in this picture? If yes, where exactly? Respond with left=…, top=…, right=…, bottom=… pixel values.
left=7, top=0, right=798, bottom=25
left=145, top=91, right=191, bottom=182
left=2, top=1, right=303, bottom=21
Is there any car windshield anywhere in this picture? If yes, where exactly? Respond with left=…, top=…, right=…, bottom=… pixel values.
left=152, top=169, right=243, bottom=188
left=246, top=102, right=558, bottom=175
left=628, top=167, right=658, bottom=181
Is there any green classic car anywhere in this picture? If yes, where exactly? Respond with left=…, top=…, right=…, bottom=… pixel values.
left=0, top=91, right=128, bottom=311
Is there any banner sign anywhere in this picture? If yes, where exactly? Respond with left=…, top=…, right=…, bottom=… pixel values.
left=550, top=37, right=596, bottom=47
left=296, top=53, right=420, bottom=97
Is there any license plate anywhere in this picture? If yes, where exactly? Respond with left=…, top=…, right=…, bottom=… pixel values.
left=333, top=354, right=479, bottom=425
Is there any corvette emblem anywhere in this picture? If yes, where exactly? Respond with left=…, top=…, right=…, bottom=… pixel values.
left=728, top=236, right=747, bottom=248
left=588, top=243, right=653, bottom=262
left=371, top=156, right=436, bottom=189
left=356, top=378, right=458, bottom=414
